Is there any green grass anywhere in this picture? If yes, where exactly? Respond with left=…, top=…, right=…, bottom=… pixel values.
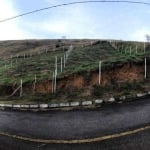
left=0, top=40, right=149, bottom=85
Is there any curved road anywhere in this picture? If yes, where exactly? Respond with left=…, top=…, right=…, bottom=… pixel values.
left=0, top=98, right=150, bottom=141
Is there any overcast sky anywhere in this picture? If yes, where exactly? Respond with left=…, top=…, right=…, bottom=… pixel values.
left=0, top=0, right=150, bottom=41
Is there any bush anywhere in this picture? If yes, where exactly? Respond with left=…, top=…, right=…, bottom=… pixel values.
left=132, top=80, right=144, bottom=90
left=92, top=85, right=104, bottom=97
left=123, top=82, right=132, bottom=91
left=67, top=89, right=80, bottom=98
left=55, top=43, right=60, bottom=48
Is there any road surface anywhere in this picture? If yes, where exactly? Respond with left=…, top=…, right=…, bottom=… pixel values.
left=0, top=97, right=149, bottom=149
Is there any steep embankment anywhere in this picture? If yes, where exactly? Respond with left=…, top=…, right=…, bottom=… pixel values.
left=30, top=62, right=149, bottom=92
left=19, top=61, right=149, bottom=102
left=1, top=62, right=147, bottom=95
left=0, top=39, right=149, bottom=102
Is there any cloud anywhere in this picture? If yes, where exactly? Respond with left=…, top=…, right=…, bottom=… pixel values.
left=130, top=28, right=150, bottom=41
left=0, top=0, right=37, bottom=40
left=33, top=0, right=150, bottom=40
left=33, top=2, right=103, bottom=39
left=0, top=0, right=149, bottom=41
left=44, top=0, right=60, bottom=5
left=0, top=0, right=96, bottom=40
left=0, top=0, right=17, bottom=20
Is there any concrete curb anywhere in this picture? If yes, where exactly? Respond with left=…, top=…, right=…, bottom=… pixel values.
left=0, top=91, right=149, bottom=111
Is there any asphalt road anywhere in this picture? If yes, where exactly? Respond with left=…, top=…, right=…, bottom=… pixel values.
left=0, top=128, right=149, bottom=150
left=0, top=98, right=150, bottom=149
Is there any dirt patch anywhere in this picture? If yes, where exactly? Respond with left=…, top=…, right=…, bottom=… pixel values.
left=34, top=80, right=52, bottom=94
left=0, top=63, right=148, bottom=96
left=58, top=75, right=84, bottom=89
left=90, top=64, right=144, bottom=86
left=29, top=63, right=145, bottom=94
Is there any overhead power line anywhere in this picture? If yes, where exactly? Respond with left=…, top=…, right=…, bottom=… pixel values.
left=0, top=0, right=150, bottom=23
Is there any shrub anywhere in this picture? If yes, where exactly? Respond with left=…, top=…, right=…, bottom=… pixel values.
left=132, top=80, right=144, bottom=90
left=92, top=85, right=104, bottom=97
left=55, top=43, right=60, bottom=48
left=67, top=89, right=80, bottom=98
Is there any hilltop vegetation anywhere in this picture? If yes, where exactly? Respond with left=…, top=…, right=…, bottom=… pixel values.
left=0, top=39, right=149, bottom=84
left=0, top=39, right=149, bottom=103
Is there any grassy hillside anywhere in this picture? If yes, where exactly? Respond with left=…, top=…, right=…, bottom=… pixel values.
left=0, top=39, right=149, bottom=103
left=0, top=39, right=149, bottom=85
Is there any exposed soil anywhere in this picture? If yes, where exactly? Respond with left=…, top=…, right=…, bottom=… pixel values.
left=90, top=63, right=144, bottom=86
left=26, top=62, right=149, bottom=94
left=0, top=61, right=149, bottom=99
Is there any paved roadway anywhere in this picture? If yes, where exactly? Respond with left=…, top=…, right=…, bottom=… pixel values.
left=0, top=128, right=149, bottom=150
left=0, top=97, right=149, bottom=149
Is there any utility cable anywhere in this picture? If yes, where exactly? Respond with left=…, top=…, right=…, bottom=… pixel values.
left=0, top=0, right=150, bottom=23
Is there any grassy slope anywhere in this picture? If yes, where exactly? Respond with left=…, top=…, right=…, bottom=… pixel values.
left=0, top=39, right=149, bottom=104
left=0, top=40, right=149, bottom=85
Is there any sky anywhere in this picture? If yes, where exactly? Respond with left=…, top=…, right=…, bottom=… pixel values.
left=0, top=0, right=150, bottom=41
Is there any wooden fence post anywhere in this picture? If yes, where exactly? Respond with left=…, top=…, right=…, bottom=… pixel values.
left=54, top=70, right=57, bottom=93
left=20, top=79, right=23, bottom=97
left=130, top=47, right=132, bottom=56
left=99, top=61, right=102, bottom=85
left=64, top=54, right=66, bottom=68
left=136, top=45, right=138, bottom=54
left=61, top=57, right=63, bottom=73
left=55, top=56, right=57, bottom=75
left=145, top=57, right=147, bottom=79
left=52, top=72, right=54, bottom=93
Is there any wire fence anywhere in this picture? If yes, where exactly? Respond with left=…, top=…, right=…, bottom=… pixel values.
left=0, top=40, right=148, bottom=97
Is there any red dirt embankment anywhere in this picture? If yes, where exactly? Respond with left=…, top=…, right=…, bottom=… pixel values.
left=31, top=63, right=145, bottom=94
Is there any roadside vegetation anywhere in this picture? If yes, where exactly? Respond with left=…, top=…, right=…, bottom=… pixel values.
left=0, top=39, right=149, bottom=104
left=0, top=40, right=149, bottom=84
